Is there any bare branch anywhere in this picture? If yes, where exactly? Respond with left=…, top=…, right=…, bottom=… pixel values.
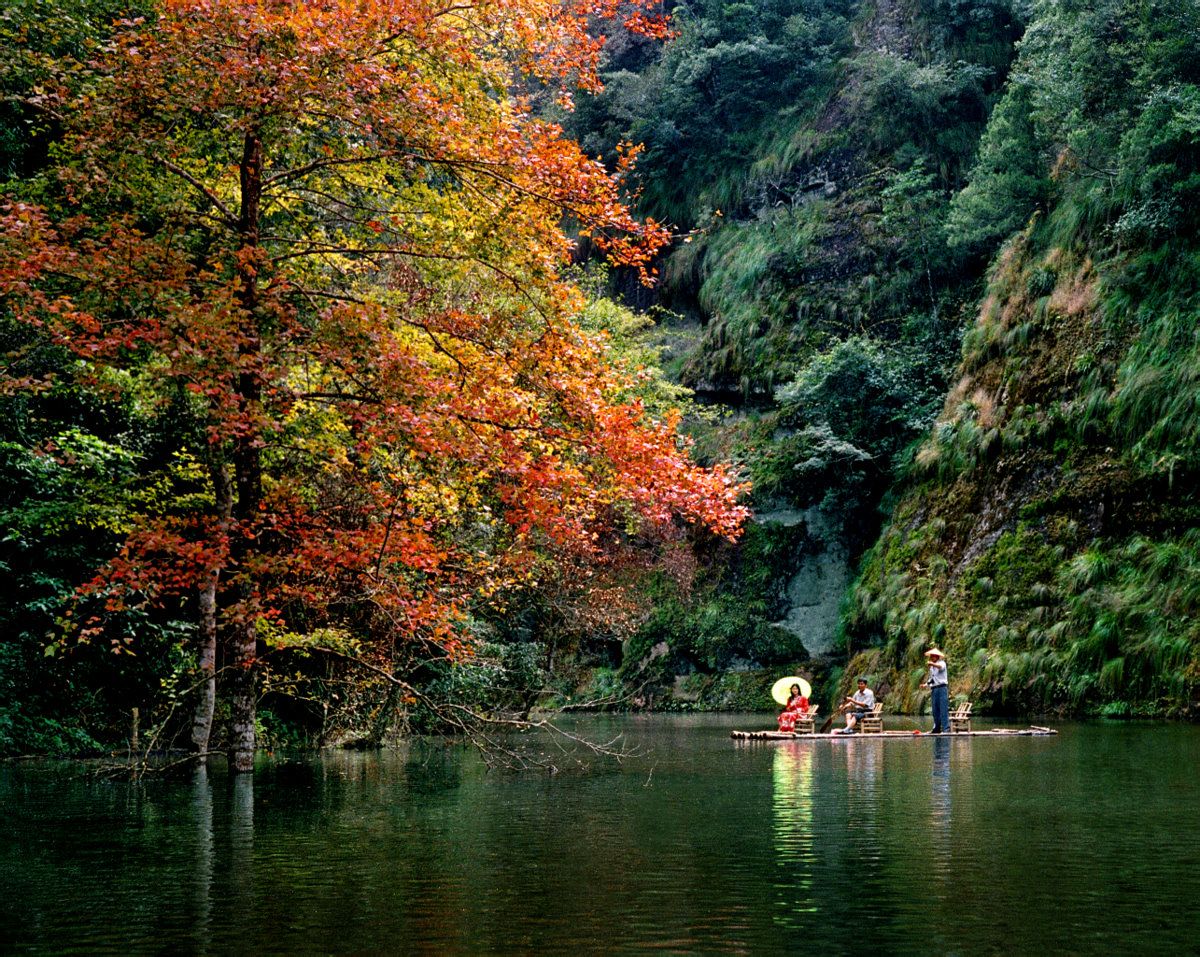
left=132, top=151, right=238, bottom=226
left=263, top=152, right=402, bottom=190
left=311, top=647, right=637, bottom=770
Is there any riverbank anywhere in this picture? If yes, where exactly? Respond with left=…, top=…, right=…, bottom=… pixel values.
left=570, top=656, right=1195, bottom=721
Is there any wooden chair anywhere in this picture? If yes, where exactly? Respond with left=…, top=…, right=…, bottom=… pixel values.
left=857, top=702, right=884, bottom=734
left=793, top=704, right=818, bottom=734
left=950, top=701, right=973, bottom=734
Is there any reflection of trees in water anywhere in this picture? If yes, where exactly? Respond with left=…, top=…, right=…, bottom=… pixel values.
left=191, top=765, right=213, bottom=951
left=403, top=747, right=463, bottom=795
left=227, top=773, right=254, bottom=946
left=183, top=764, right=255, bottom=952
left=230, top=774, right=254, bottom=854
left=772, top=745, right=817, bottom=924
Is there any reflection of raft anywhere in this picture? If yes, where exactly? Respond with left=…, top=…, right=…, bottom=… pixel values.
left=732, top=727, right=1057, bottom=741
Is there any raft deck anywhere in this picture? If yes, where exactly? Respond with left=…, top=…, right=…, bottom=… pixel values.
left=732, top=727, right=1057, bottom=741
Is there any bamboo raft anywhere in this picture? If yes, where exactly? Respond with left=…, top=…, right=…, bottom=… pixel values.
left=731, top=727, right=1057, bottom=741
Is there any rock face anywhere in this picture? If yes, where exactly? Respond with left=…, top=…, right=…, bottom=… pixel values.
left=758, top=506, right=852, bottom=656
left=775, top=545, right=852, bottom=656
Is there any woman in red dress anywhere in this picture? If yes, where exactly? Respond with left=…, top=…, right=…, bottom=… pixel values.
left=777, top=683, right=809, bottom=732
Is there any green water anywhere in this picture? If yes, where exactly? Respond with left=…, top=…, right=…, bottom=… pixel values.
left=3, top=716, right=1199, bottom=954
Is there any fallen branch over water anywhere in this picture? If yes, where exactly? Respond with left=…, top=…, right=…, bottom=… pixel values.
left=314, top=646, right=638, bottom=772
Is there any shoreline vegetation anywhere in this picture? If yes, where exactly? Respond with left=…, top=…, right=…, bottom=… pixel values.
left=557, top=0, right=1200, bottom=723
left=0, top=669, right=1168, bottom=768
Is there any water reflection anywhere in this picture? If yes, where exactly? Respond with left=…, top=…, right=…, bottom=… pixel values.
left=5, top=719, right=1200, bottom=954
left=404, top=745, right=462, bottom=794
left=191, top=765, right=213, bottom=954
left=932, top=737, right=951, bottom=806
left=228, top=773, right=254, bottom=947
left=845, top=737, right=883, bottom=790
left=771, top=745, right=816, bottom=924
left=230, top=773, right=254, bottom=857
left=931, top=737, right=952, bottom=873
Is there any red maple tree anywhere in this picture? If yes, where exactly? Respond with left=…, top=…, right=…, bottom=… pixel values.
left=0, top=0, right=745, bottom=770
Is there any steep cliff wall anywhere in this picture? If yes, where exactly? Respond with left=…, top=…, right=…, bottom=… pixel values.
left=849, top=239, right=1200, bottom=715
left=843, top=0, right=1200, bottom=718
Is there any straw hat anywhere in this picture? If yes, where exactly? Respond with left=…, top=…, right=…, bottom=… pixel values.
left=924, top=648, right=946, bottom=658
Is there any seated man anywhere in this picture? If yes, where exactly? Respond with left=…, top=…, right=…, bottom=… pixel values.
left=836, top=677, right=875, bottom=733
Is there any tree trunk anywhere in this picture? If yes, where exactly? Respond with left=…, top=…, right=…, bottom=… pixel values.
left=229, top=128, right=264, bottom=774
left=192, top=458, right=233, bottom=754
left=190, top=579, right=218, bottom=752
left=229, top=617, right=258, bottom=773
left=368, top=682, right=401, bottom=746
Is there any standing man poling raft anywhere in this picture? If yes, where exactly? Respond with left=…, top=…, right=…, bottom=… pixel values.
left=925, top=649, right=949, bottom=734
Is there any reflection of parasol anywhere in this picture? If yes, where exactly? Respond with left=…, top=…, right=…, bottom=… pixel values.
left=771, top=676, right=812, bottom=705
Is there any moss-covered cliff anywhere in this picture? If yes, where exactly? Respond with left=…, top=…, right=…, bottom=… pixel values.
left=559, top=0, right=1025, bottom=703
left=846, top=0, right=1200, bottom=717
left=848, top=228, right=1200, bottom=716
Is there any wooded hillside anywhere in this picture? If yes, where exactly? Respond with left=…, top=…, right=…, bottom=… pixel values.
left=566, top=0, right=1200, bottom=717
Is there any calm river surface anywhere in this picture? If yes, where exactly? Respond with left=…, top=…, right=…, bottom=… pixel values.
left=3, top=715, right=1199, bottom=955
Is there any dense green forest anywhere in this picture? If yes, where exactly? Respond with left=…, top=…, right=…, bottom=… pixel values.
left=2, top=0, right=1198, bottom=760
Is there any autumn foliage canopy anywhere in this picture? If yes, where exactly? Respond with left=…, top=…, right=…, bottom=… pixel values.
left=0, top=0, right=746, bottom=761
